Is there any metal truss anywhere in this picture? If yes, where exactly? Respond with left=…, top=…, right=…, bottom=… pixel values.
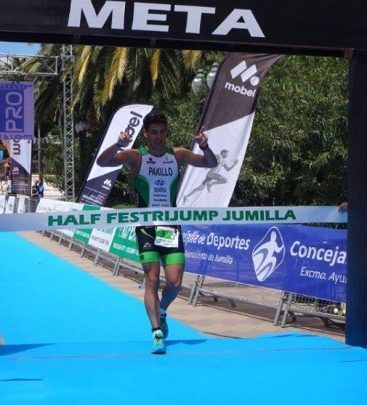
left=0, top=48, right=75, bottom=201
left=0, top=54, right=58, bottom=77
left=61, top=45, right=75, bottom=201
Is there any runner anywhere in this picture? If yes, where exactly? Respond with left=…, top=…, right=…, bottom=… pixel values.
left=96, top=111, right=217, bottom=353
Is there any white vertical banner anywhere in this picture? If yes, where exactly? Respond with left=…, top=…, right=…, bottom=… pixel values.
left=0, top=195, right=6, bottom=213
left=0, top=81, right=34, bottom=196
left=17, top=195, right=26, bottom=213
left=5, top=195, right=16, bottom=213
left=79, top=104, right=153, bottom=206
left=2, top=138, right=32, bottom=195
left=177, top=53, right=282, bottom=207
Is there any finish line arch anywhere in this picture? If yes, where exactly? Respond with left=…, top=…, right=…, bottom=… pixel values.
left=0, top=0, right=366, bottom=348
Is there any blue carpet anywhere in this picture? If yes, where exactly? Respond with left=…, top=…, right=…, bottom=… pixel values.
left=0, top=232, right=366, bottom=404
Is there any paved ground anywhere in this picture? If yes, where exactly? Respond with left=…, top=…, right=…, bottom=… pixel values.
left=20, top=231, right=345, bottom=343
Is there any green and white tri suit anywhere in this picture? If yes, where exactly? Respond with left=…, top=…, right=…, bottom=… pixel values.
left=134, top=146, right=185, bottom=265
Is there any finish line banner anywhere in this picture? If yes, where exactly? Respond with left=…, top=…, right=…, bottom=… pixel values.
left=0, top=206, right=346, bottom=232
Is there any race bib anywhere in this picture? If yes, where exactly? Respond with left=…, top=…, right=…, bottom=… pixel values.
left=154, top=226, right=179, bottom=248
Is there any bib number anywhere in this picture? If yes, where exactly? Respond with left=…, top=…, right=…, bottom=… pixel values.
left=154, top=226, right=179, bottom=248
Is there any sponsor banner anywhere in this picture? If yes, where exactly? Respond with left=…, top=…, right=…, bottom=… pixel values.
left=58, top=201, right=85, bottom=239
left=17, top=195, right=26, bottom=213
left=72, top=204, right=100, bottom=245
left=0, top=1, right=365, bottom=52
left=4, top=195, right=16, bottom=213
left=177, top=53, right=281, bottom=207
left=89, top=226, right=116, bottom=251
left=0, top=206, right=347, bottom=232
left=89, top=208, right=116, bottom=251
left=2, top=139, right=32, bottom=195
left=183, top=224, right=347, bottom=302
left=0, top=81, right=34, bottom=141
left=36, top=198, right=83, bottom=238
left=79, top=104, right=153, bottom=205
left=0, top=195, right=6, bottom=213
left=109, top=226, right=140, bottom=263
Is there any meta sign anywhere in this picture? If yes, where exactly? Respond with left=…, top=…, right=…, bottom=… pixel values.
left=0, top=81, right=34, bottom=141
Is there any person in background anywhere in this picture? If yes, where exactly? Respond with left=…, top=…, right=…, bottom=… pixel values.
left=4, top=157, right=12, bottom=180
left=31, top=180, right=39, bottom=198
left=37, top=179, right=44, bottom=198
left=2, top=179, right=10, bottom=196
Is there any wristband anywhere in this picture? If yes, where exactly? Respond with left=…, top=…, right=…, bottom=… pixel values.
left=199, top=143, right=209, bottom=151
left=116, top=140, right=126, bottom=150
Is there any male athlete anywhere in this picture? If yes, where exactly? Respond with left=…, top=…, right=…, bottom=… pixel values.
left=97, top=111, right=217, bottom=354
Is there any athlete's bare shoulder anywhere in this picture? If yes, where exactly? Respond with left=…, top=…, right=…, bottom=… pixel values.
left=173, top=147, right=190, bottom=166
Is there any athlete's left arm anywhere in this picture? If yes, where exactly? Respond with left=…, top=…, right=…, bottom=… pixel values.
left=175, top=146, right=218, bottom=168
left=175, top=128, right=218, bottom=168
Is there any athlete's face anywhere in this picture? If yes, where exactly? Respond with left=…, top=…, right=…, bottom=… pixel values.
left=144, top=123, right=168, bottom=154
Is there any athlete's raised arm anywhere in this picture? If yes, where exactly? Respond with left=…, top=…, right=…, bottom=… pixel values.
left=175, top=128, right=218, bottom=168
left=96, top=131, right=139, bottom=170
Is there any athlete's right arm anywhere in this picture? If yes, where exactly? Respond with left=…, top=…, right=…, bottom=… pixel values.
left=96, top=131, right=137, bottom=168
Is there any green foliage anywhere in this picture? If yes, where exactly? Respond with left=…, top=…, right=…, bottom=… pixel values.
left=232, top=55, right=348, bottom=207
left=26, top=46, right=349, bottom=208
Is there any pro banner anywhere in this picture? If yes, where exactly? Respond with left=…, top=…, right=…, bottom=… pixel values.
left=177, top=53, right=281, bottom=207
left=0, top=81, right=34, bottom=141
left=78, top=104, right=153, bottom=206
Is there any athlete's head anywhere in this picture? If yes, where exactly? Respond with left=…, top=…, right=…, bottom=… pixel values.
left=143, top=111, right=167, bottom=131
left=143, top=111, right=168, bottom=154
left=220, top=149, right=229, bottom=158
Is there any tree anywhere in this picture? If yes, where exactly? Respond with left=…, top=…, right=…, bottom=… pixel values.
left=232, top=55, right=348, bottom=207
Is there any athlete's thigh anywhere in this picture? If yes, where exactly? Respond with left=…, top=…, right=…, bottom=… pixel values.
left=142, top=261, right=161, bottom=283
left=163, top=263, right=184, bottom=285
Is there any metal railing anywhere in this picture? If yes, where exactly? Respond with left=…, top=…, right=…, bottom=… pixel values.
left=2, top=195, right=346, bottom=331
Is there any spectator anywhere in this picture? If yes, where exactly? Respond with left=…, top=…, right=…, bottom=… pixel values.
left=37, top=179, right=45, bottom=198
left=4, top=157, right=12, bottom=180
left=2, top=180, right=11, bottom=196
left=31, top=180, right=39, bottom=198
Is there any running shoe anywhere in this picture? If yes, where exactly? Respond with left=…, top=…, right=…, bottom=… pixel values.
left=151, top=329, right=166, bottom=354
left=160, top=313, right=169, bottom=339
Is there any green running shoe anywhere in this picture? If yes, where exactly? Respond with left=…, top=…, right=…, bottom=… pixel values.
left=151, top=330, right=166, bottom=354
left=160, top=313, right=169, bottom=339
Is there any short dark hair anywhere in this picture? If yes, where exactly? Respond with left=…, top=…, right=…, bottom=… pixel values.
left=143, top=111, right=167, bottom=130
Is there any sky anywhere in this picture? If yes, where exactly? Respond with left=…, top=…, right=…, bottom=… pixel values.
left=0, top=41, right=40, bottom=55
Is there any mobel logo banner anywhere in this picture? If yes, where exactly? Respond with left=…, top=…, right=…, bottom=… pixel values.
left=78, top=104, right=153, bottom=206
left=177, top=53, right=282, bottom=208
left=0, top=206, right=347, bottom=232
left=0, top=1, right=366, bottom=53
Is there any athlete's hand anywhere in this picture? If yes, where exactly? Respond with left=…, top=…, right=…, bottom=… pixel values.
left=338, top=202, right=348, bottom=213
left=117, top=130, right=133, bottom=147
left=195, top=127, right=209, bottom=149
